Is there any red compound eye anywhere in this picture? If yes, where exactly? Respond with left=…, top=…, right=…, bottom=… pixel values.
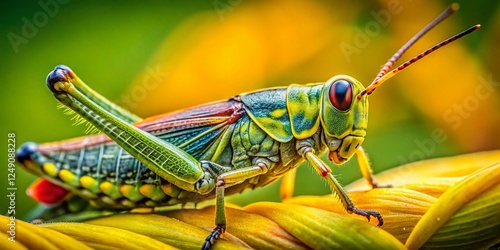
left=329, top=80, right=353, bottom=111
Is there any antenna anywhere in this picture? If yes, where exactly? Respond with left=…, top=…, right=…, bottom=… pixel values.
left=357, top=4, right=480, bottom=99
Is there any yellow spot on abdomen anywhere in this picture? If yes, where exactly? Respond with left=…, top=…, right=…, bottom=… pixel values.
left=120, top=184, right=143, bottom=202
left=161, top=183, right=181, bottom=198
left=80, top=176, right=100, bottom=193
left=59, top=169, right=80, bottom=187
left=42, top=163, right=58, bottom=177
left=100, top=181, right=121, bottom=199
left=140, top=184, right=166, bottom=201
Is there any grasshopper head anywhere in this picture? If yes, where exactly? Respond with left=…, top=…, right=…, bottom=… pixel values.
left=321, top=12, right=480, bottom=164
left=321, top=75, right=368, bottom=164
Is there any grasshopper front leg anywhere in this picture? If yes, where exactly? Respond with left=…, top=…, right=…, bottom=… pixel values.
left=296, top=140, right=383, bottom=226
left=279, top=147, right=390, bottom=200
left=46, top=66, right=213, bottom=194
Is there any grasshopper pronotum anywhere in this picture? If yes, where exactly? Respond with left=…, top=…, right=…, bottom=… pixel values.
left=17, top=4, right=479, bottom=249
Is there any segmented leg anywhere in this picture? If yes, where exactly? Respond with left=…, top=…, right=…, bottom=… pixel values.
left=355, top=147, right=391, bottom=188
left=203, top=225, right=225, bottom=250
left=46, top=66, right=208, bottom=193
left=200, top=160, right=270, bottom=249
left=298, top=144, right=383, bottom=226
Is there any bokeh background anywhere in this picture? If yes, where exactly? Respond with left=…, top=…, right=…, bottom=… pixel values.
left=1, top=0, right=499, bottom=218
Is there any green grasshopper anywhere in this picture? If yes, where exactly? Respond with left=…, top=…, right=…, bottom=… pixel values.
left=17, top=4, right=479, bottom=249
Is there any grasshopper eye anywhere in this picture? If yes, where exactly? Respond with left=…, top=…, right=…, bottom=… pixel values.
left=329, top=80, right=353, bottom=111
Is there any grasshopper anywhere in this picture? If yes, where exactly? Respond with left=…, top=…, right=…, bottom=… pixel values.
left=16, top=4, right=479, bottom=249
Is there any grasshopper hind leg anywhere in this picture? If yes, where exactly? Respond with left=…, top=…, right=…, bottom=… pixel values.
left=48, top=65, right=142, bottom=123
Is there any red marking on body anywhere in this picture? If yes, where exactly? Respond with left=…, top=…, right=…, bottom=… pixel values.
left=227, top=109, right=244, bottom=124
left=27, top=178, right=71, bottom=205
left=319, top=165, right=331, bottom=177
left=137, top=100, right=243, bottom=126
left=321, top=169, right=330, bottom=177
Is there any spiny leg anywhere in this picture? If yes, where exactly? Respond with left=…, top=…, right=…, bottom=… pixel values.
left=201, top=159, right=271, bottom=250
left=298, top=146, right=383, bottom=226
left=46, top=67, right=204, bottom=193
left=48, top=65, right=141, bottom=123
left=355, top=147, right=391, bottom=188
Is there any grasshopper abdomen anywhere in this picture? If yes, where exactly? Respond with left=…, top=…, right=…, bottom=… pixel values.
left=18, top=140, right=199, bottom=209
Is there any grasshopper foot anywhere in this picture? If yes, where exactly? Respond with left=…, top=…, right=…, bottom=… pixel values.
left=349, top=207, right=384, bottom=226
left=202, top=225, right=225, bottom=250
left=371, top=181, right=392, bottom=189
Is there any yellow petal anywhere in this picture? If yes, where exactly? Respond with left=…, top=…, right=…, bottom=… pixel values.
left=284, top=188, right=436, bottom=243
left=86, top=213, right=245, bottom=249
left=346, top=150, right=500, bottom=191
left=406, top=163, right=500, bottom=249
left=0, top=230, right=27, bottom=250
left=165, top=206, right=308, bottom=250
left=245, top=202, right=405, bottom=249
left=42, top=221, right=175, bottom=250
left=424, top=184, right=500, bottom=249
left=397, top=177, right=463, bottom=198
left=0, top=217, right=90, bottom=250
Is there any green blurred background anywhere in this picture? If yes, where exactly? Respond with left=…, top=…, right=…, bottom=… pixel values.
left=1, top=0, right=499, bottom=218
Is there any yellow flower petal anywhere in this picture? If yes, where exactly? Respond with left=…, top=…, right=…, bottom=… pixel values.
left=43, top=221, right=175, bottom=250
left=0, top=231, right=27, bottom=250
left=165, top=206, right=307, bottom=249
left=245, top=202, right=405, bottom=249
left=406, top=163, right=500, bottom=249
left=284, top=188, right=436, bottom=243
left=424, top=184, right=500, bottom=249
left=0, top=217, right=90, bottom=250
left=397, top=177, right=463, bottom=198
left=346, top=150, right=500, bottom=191
left=86, top=213, right=246, bottom=249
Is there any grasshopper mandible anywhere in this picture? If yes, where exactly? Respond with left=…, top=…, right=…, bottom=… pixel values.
left=17, top=4, right=479, bottom=249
